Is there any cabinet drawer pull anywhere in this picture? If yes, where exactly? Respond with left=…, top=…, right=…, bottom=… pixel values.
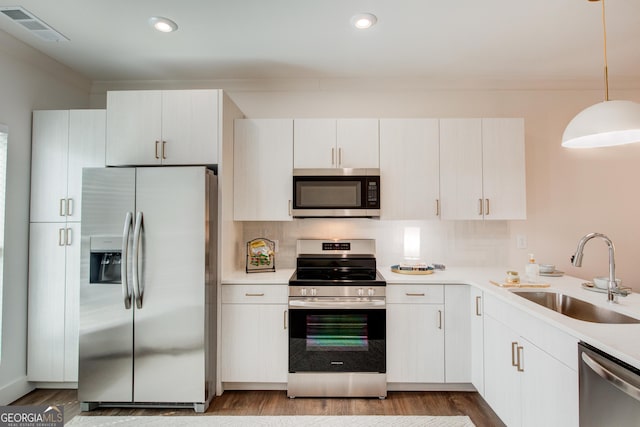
left=58, top=228, right=66, bottom=246
left=66, top=227, right=72, bottom=246
left=511, top=341, right=518, bottom=367
left=284, top=310, right=288, bottom=330
left=338, top=147, right=342, bottom=166
left=475, top=296, right=482, bottom=316
left=517, top=345, right=525, bottom=372
left=405, top=293, right=425, bottom=297
left=478, top=198, right=484, bottom=215
left=155, top=141, right=160, bottom=159
left=331, top=147, right=335, bottom=165
left=66, top=198, right=74, bottom=216
left=437, top=310, right=443, bottom=329
left=245, top=293, right=265, bottom=297
left=162, top=141, right=167, bottom=159
left=288, top=200, right=292, bottom=216
left=59, top=198, right=66, bottom=217
left=485, top=198, right=490, bottom=216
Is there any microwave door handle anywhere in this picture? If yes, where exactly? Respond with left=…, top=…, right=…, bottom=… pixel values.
left=581, top=351, right=640, bottom=402
left=132, top=212, right=144, bottom=309
left=121, top=212, right=133, bottom=309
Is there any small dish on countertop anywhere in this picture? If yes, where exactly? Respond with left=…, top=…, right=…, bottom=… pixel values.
left=582, top=282, right=631, bottom=296
left=539, top=270, right=564, bottom=277
left=538, top=264, right=556, bottom=274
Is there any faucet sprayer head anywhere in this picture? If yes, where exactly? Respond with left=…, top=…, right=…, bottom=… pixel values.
left=571, top=252, right=583, bottom=267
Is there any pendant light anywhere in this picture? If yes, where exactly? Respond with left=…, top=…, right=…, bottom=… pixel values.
left=562, top=0, right=640, bottom=148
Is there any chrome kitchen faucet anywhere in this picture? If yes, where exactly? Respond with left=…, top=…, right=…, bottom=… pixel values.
left=570, top=232, right=619, bottom=303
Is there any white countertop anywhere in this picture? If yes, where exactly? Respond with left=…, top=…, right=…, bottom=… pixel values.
left=223, top=266, right=640, bottom=370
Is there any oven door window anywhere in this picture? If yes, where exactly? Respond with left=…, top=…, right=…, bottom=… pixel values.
left=289, top=308, right=385, bottom=373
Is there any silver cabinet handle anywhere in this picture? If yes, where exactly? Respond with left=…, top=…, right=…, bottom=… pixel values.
left=245, top=293, right=265, bottom=297
left=582, top=351, right=640, bottom=402
left=59, top=199, right=66, bottom=217
left=65, top=228, right=72, bottom=246
left=437, top=310, right=443, bottom=329
left=58, top=228, right=65, bottom=246
left=155, top=141, right=160, bottom=159
left=517, top=345, right=525, bottom=372
left=475, top=296, right=482, bottom=316
left=162, top=141, right=167, bottom=159
left=511, top=342, right=518, bottom=367
left=284, top=310, right=288, bottom=330
left=331, top=147, right=335, bottom=165
left=66, top=198, right=74, bottom=216
left=132, top=212, right=144, bottom=309
left=405, top=293, right=426, bottom=297
left=288, top=200, right=292, bottom=216
left=485, top=198, right=490, bottom=216
left=478, top=198, right=484, bottom=216
left=435, top=199, right=440, bottom=216
left=338, top=147, right=342, bottom=166
left=121, top=212, right=133, bottom=310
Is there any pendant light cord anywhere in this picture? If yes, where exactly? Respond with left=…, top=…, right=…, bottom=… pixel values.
left=601, top=0, right=609, bottom=101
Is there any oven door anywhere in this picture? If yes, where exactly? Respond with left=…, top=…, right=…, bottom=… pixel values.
left=289, top=299, right=386, bottom=373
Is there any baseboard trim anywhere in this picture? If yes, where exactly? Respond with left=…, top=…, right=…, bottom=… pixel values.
left=0, top=376, right=34, bottom=405
left=31, top=382, right=78, bottom=389
left=387, top=383, right=477, bottom=392
left=222, top=382, right=287, bottom=391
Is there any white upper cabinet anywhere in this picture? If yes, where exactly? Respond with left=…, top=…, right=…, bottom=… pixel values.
left=293, top=119, right=379, bottom=169
left=234, top=119, right=293, bottom=221
left=439, top=118, right=526, bottom=220
left=106, top=90, right=220, bottom=166
left=379, top=119, right=440, bottom=220
left=31, top=110, right=106, bottom=223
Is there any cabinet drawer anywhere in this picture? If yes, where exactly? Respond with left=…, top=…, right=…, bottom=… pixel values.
left=386, top=284, right=444, bottom=304
left=222, top=284, right=288, bottom=304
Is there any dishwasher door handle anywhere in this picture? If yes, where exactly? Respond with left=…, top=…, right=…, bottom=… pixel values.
left=582, top=351, right=640, bottom=402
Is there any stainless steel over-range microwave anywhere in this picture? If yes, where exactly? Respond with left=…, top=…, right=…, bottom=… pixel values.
left=292, top=168, right=380, bottom=218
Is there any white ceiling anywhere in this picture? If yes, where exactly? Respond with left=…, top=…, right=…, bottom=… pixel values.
left=0, top=0, right=639, bottom=89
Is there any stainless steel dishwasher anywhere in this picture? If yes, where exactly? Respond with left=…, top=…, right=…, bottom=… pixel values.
left=579, top=342, right=640, bottom=427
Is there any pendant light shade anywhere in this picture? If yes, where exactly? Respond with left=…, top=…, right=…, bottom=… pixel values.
left=562, top=100, right=640, bottom=148
left=562, top=0, right=640, bottom=148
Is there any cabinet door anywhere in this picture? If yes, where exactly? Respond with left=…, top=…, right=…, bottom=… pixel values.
left=27, top=223, right=67, bottom=381
left=439, top=119, right=483, bottom=220
left=30, top=111, right=69, bottom=223
left=444, top=286, right=471, bottom=383
left=106, top=90, right=162, bottom=166
left=67, top=110, right=106, bottom=222
left=520, top=337, right=578, bottom=427
left=483, top=314, right=521, bottom=427
left=387, top=303, right=445, bottom=383
left=221, top=304, right=288, bottom=383
left=234, top=119, right=293, bottom=221
left=63, top=222, right=80, bottom=382
left=336, top=119, right=379, bottom=168
left=293, top=119, right=336, bottom=169
left=379, top=119, right=440, bottom=220
left=161, top=90, right=219, bottom=165
left=470, top=287, right=484, bottom=395
left=482, top=118, right=526, bottom=220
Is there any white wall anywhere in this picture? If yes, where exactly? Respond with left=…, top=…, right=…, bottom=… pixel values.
left=0, top=30, right=91, bottom=404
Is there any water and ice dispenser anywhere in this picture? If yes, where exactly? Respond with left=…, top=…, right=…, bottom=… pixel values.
left=89, top=236, right=122, bottom=284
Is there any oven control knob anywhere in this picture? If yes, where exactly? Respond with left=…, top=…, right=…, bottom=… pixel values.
left=300, top=288, right=307, bottom=296
left=310, top=288, right=317, bottom=297
left=357, top=288, right=364, bottom=297
left=368, top=288, right=375, bottom=296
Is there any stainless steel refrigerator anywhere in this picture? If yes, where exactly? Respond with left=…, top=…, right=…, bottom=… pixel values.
left=78, top=167, right=217, bottom=412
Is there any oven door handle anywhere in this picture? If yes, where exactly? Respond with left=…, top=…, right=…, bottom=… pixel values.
left=582, top=351, right=640, bottom=402
left=288, top=299, right=386, bottom=310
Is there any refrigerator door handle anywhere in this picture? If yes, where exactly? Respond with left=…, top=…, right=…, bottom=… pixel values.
left=121, top=212, right=133, bottom=310
left=132, top=211, right=144, bottom=309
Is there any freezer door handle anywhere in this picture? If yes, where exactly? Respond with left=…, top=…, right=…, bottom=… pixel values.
left=132, top=211, right=144, bottom=309
left=121, top=212, right=133, bottom=310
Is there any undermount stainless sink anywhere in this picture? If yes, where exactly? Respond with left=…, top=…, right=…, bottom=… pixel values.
left=511, top=291, right=640, bottom=324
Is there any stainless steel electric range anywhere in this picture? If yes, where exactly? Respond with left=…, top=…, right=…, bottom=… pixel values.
left=287, top=239, right=387, bottom=398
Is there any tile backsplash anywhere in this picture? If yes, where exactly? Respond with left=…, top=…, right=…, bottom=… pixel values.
left=239, top=219, right=510, bottom=270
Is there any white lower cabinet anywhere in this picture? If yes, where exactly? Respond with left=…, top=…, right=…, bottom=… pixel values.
left=27, top=222, right=80, bottom=382
left=221, top=285, right=288, bottom=385
left=484, top=295, right=578, bottom=427
left=386, top=285, right=445, bottom=384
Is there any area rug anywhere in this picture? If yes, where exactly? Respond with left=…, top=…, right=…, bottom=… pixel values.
left=67, top=415, right=476, bottom=426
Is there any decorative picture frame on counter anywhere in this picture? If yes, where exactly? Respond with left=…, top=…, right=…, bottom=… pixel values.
left=246, top=237, right=276, bottom=273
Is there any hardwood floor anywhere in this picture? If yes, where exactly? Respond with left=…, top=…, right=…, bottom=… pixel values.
left=11, top=389, right=505, bottom=426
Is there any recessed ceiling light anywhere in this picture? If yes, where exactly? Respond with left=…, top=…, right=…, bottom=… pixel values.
left=351, top=13, right=377, bottom=29
left=149, top=16, right=178, bottom=33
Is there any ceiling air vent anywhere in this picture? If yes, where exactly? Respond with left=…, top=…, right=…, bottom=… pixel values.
left=0, top=6, right=68, bottom=42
